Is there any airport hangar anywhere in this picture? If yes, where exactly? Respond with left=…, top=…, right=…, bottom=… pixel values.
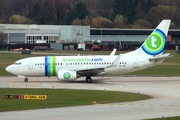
left=0, top=24, right=180, bottom=50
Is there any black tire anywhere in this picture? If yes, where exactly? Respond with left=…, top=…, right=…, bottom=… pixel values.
left=86, top=76, right=92, bottom=83
left=24, top=78, right=28, bottom=82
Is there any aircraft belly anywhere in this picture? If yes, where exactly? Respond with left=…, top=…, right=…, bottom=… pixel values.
left=17, top=66, right=34, bottom=76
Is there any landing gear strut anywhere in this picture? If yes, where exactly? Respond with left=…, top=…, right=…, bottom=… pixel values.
left=86, top=76, right=92, bottom=83
left=24, top=78, right=28, bottom=82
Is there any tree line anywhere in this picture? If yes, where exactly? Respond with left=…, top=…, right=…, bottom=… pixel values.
left=0, top=0, right=180, bottom=28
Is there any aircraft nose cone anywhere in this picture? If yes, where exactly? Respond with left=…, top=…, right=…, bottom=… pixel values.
left=5, top=65, right=13, bottom=73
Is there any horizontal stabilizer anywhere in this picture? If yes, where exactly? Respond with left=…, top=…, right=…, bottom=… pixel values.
left=75, top=66, right=105, bottom=76
left=149, top=53, right=173, bottom=61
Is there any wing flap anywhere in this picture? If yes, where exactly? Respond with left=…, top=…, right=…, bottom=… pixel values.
left=76, top=67, right=105, bottom=76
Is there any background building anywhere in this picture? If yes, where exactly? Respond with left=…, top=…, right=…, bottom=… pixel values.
left=1, top=24, right=180, bottom=51
left=0, top=24, right=90, bottom=44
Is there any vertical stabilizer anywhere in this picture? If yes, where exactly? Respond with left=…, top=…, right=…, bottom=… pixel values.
left=134, top=20, right=171, bottom=56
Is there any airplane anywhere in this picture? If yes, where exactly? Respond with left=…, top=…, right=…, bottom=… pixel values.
left=6, top=19, right=172, bottom=83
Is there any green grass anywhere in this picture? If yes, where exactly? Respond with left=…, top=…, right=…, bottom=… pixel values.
left=123, top=65, right=180, bottom=76
left=0, top=88, right=150, bottom=111
left=146, top=116, right=180, bottom=120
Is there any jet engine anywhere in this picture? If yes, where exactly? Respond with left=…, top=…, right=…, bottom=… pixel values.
left=57, top=70, right=77, bottom=81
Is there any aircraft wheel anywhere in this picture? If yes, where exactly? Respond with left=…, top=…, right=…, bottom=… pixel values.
left=86, top=76, right=92, bottom=83
left=24, top=78, right=28, bottom=82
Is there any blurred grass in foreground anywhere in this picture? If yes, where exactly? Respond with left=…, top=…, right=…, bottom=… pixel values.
left=0, top=88, right=150, bottom=111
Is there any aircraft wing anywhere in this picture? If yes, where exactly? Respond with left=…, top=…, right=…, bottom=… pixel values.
left=73, top=49, right=117, bottom=75
left=149, top=53, right=173, bottom=61
left=75, top=53, right=121, bottom=76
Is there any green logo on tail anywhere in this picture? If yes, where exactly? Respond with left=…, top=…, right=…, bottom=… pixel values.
left=142, top=29, right=166, bottom=55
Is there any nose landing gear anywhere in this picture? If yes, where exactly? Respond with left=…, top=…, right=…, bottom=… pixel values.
left=24, top=78, right=28, bottom=82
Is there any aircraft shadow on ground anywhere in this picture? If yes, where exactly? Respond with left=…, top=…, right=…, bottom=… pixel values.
left=15, top=77, right=108, bottom=84
left=13, top=77, right=176, bottom=84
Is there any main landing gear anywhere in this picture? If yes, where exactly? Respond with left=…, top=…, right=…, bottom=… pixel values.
left=24, top=78, right=28, bottom=82
left=86, top=76, right=92, bottom=83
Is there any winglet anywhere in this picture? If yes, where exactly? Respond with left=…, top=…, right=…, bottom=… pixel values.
left=110, top=49, right=117, bottom=56
left=108, top=54, right=122, bottom=67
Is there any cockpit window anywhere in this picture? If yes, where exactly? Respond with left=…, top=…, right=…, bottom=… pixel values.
left=13, top=62, right=21, bottom=65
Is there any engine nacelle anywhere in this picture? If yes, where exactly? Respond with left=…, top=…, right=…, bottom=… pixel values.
left=57, top=70, right=77, bottom=81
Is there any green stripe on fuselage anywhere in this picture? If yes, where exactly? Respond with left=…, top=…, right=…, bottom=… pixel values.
left=50, top=56, right=56, bottom=76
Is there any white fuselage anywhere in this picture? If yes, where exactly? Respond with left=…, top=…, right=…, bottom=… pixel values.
left=6, top=54, right=163, bottom=77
